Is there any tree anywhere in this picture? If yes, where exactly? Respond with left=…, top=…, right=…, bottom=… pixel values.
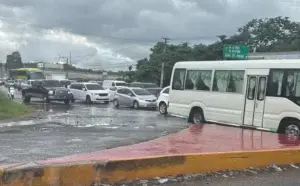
left=131, top=16, right=300, bottom=85
left=237, top=16, right=300, bottom=52
left=128, top=65, right=132, bottom=71
left=5, top=51, right=23, bottom=70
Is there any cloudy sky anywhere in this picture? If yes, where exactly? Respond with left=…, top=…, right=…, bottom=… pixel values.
left=0, top=0, right=299, bottom=70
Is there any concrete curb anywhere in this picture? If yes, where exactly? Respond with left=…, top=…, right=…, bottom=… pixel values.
left=1, top=148, right=300, bottom=186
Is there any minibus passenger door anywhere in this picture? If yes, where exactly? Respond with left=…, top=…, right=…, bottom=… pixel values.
left=243, top=76, right=267, bottom=128
left=243, top=76, right=257, bottom=126
left=253, top=76, right=267, bottom=127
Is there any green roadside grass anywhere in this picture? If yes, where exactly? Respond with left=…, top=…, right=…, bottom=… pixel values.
left=0, top=91, right=33, bottom=120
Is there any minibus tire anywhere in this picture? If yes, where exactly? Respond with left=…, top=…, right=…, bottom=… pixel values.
left=190, top=108, right=205, bottom=124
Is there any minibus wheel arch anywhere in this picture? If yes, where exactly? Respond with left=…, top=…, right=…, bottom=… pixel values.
left=278, top=117, right=300, bottom=135
left=188, top=106, right=205, bottom=124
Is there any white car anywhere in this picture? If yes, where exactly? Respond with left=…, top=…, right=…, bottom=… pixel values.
left=108, top=86, right=126, bottom=101
left=157, top=86, right=170, bottom=115
left=69, top=82, right=109, bottom=104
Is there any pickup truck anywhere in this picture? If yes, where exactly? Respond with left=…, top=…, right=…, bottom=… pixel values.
left=22, top=80, right=73, bottom=104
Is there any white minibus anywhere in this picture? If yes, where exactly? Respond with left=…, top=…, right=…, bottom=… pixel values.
left=168, top=59, right=300, bottom=136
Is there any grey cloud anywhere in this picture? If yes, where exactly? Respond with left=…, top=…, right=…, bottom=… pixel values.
left=0, top=0, right=285, bottom=40
left=0, top=0, right=296, bottom=69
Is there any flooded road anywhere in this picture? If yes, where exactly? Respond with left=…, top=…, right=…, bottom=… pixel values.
left=0, top=95, right=188, bottom=163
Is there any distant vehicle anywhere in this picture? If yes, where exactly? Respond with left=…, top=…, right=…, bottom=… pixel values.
left=97, top=81, right=103, bottom=86
left=129, top=82, right=159, bottom=88
left=102, top=80, right=128, bottom=90
left=59, top=80, right=75, bottom=89
left=20, top=80, right=38, bottom=90
left=22, top=80, right=72, bottom=104
left=69, top=82, right=109, bottom=104
left=145, top=88, right=162, bottom=98
left=9, top=68, right=45, bottom=80
left=14, top=79, right=25, bottom=91
left=102, top=80, right=128, bottom=101
left=157, top=86, right=170, bottom=115
left=49, top=74, right=66, bottom=80
left=169, top=59, right=300, bottom=136
left=5, top=80, right=15, bottom=87
left=88, top=81, right=103, bottom=86
left=112, top=87, right=157, bottom=109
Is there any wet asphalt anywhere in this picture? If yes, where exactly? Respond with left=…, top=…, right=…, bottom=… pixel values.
left=164, top=168, right=300, bottom=186
left=0, top=87, right=188, bottom=163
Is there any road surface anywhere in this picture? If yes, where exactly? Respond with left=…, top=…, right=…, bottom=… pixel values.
left=0, top=86, right=188, bottom=163
left=162, top=168, right=300, bottom=186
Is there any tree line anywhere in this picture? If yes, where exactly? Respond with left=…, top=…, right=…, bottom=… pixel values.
left=124, top=16, right=300, bottom=86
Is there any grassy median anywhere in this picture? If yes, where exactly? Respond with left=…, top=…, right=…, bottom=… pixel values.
left=0, top=91, right=32, bottom=120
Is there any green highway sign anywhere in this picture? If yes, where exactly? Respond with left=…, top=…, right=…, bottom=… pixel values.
left=223, top=44, right=249, bottom=60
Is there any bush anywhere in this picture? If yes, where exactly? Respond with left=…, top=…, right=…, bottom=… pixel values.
left=0, top=91, right=32, bottom=120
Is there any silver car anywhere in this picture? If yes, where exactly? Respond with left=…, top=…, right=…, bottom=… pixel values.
left=112, top=87, right=157, bottom=109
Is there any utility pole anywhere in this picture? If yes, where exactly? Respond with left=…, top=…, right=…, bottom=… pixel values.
left=160, top=37, right=169, bottom=88
left=69, top=52, right=72, bottom=66
left=66, top=57, right=69, bottom=79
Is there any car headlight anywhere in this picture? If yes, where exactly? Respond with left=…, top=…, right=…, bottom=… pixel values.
left=48, top=90, right=54, bottom=95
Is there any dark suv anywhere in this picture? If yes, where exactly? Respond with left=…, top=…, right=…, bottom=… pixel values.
left=22, top=80, right=73, bottom=104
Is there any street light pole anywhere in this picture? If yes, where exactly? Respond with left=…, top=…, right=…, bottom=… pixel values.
left=160, top=37, right=169, bottom=88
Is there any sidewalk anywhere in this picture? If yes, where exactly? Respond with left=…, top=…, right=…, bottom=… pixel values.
left=2, top=124, right=300, bottom=186
left=40, top=123, right=300, bottom=164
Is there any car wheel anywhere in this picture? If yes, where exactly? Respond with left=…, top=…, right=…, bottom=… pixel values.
left=86, top=95, right=92, bottom=104
left=190, top=108, right=205, bottom=124
left=159, top=102, right=167, bottom=115
left=284, top=122, right=300, bottom=136
left=113, top=99, right=119, bottom=108
left=64, top=99, right=70, bottom=105
left=133, top=101, right=139, bottom=109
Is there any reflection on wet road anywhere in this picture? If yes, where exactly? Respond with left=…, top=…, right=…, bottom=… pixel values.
left=0, top=99, right=188, bottom=163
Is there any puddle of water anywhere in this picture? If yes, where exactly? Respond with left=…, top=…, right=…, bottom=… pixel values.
left=0, top=120, right=40, bottom=127
left=66, top=138, right=82, bottom=143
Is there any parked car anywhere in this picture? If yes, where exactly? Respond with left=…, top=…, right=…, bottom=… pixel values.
left=59, top=80, right=75, bottom=89
left=129, top=82, right=158, bottom=88
left=22, top=80, right=72, bottom=104
left=112, top=87, right=157, bottom=109
left=69, top=82, right=109, bottom=104
left=5, top=80, right=15, bottom=87
left=157, top=86, right=170, bottom=115
left=20, top=80, right=36, bottom=90
left=15, top=79, right=26, bottom=91
left=102, top=80, right=128, bottom=90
